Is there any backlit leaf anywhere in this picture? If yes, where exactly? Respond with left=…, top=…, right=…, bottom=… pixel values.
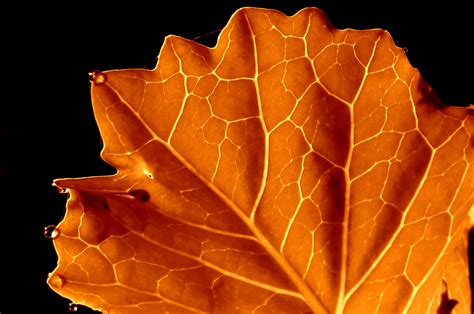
left=48, top=7, right=473, bottom=313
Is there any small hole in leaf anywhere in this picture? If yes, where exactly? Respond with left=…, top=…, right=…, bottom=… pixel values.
left=143, top=168, right=154, bottom=179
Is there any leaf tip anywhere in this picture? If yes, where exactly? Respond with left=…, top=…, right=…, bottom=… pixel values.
left=47, top=272, right=66, bottom=289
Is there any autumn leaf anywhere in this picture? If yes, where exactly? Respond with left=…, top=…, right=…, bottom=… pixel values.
left=47, top=7, right=473, bottom=313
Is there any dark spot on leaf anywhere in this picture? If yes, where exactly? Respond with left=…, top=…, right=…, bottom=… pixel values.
left=129, top=189, right=150, bottom=202
left=82, top=193, right=109, bottom=211
left=436, top=288, right=458, bottom=314
left=417, top=80, right=445, bottom=109
left=97, top=196, right=109, bottom=211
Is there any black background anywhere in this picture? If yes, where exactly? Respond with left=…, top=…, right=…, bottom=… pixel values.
left=1, top=1, right=472, bottom=313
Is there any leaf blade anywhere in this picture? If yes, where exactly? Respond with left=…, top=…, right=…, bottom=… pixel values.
left=48, top=7, right=473, bottom=313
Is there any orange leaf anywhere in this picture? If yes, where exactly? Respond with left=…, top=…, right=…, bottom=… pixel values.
left=48, top=7, right=473, bottom=313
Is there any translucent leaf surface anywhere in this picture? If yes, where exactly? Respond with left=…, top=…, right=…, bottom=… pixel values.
left=48, top=7, right=473, bottom=313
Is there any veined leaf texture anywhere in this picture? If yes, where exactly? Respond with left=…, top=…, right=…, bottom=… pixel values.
left=48, top=7, right=473, bottom=313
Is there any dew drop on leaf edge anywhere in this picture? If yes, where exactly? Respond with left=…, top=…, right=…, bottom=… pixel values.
left=69, top=303, right=79, bottom=312
left=44, top=225, right=60, bottom=239
left=88, top=70, right=106, bottom=85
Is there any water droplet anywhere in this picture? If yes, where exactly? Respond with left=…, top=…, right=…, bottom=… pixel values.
left=44, top=225, right=60, bottom=239
left=88, top=70, right=106, bottom=85
left=53, top=182, right=69, bottom=194
left=48, top=273, right=65, bottom=288
left=403, top=47, right=409, bottom=53
left=59, top=187, right=69, bottom=194
left=129, top=189, right=150, bottom=202
left=69, top=303, right=79, bottom=312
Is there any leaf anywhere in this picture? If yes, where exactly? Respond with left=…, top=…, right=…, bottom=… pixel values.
left=433, top=225, right=472, bottom=314
left=48, top=7, right=473, bottom=313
